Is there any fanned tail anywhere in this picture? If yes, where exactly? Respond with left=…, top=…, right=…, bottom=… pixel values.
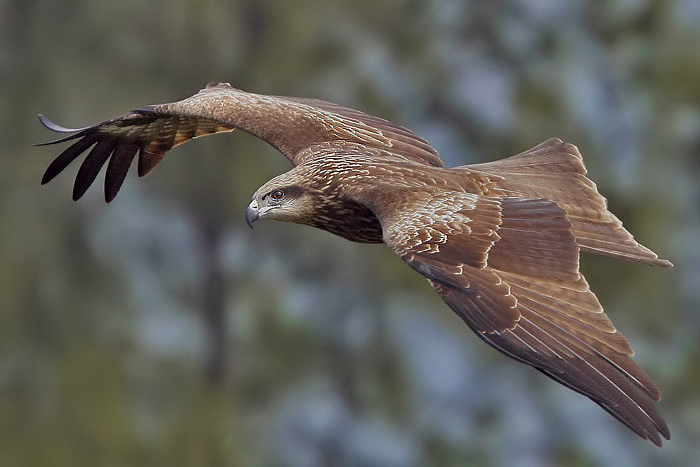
left=467, top=138, right=672, bottom=268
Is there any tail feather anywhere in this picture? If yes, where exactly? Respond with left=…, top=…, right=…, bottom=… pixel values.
left=468, top=138, right=672, bottom=268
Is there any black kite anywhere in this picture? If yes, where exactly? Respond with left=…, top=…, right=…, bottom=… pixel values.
left=38, top=83, right=672, bottom=445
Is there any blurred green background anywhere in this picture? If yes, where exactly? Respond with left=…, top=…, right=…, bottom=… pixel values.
left=1, top=0, right=699, bottom=465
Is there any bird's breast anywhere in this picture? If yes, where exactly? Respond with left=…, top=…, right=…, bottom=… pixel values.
left=305, top=197, right=384, bottom=243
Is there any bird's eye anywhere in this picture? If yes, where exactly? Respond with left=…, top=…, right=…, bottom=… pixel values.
left=270, top=189, right=284, bottom=201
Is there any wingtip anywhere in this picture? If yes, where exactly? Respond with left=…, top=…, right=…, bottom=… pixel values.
left=104, top=185, right=119, bottom=203
left=647, top=257, right=673, bottom=268
left=37, top=113, right=54, bottom=130
left=37, top=113, right=84, bottom=133
left=72, top=181, right=87, bottom=202
left=648, top=426, right=671, bottom=447
left=35, top=114, right=89, bottom=147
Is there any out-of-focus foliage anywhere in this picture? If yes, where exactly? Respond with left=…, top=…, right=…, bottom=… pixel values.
left=1, top=0, right=699, bottom=465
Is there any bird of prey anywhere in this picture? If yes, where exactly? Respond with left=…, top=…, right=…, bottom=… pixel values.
left=38, top=82, right=672, bottom=445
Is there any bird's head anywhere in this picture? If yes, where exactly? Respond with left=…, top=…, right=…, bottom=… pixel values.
left=246, top=173, right=318, bottom=227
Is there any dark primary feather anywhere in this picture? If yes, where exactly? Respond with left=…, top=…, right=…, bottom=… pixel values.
left=41, top=131, right=99, bottom=185
left=73, top=139, right=118, bottom=200
left=38, top=84, right=672, bottom=445
left=104, top=143, right=139, bottom=202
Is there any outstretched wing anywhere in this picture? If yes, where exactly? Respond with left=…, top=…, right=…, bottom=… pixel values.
left=37, top=83, right=442, bottom=202
left=378, top=193, right=670, bottom=446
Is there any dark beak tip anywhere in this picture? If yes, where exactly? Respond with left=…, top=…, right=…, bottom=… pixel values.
left=245, top=206, right=258, bottom=228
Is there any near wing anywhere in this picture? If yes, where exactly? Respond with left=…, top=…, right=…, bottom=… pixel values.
left=37, top=82, right=442, bottom=202
left=379, top=193, right=670, bottom=446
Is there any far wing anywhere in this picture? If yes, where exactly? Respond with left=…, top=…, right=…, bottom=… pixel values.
left=37, top=83, right=442, bottom=202
left=379, top=193, right=669, bottom=446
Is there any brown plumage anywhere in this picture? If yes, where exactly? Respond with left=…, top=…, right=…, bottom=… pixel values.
left=38, top=82, right=672, bottom=445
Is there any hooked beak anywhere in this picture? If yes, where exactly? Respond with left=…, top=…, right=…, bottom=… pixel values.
left=245, top=200, right=259, bottom=228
